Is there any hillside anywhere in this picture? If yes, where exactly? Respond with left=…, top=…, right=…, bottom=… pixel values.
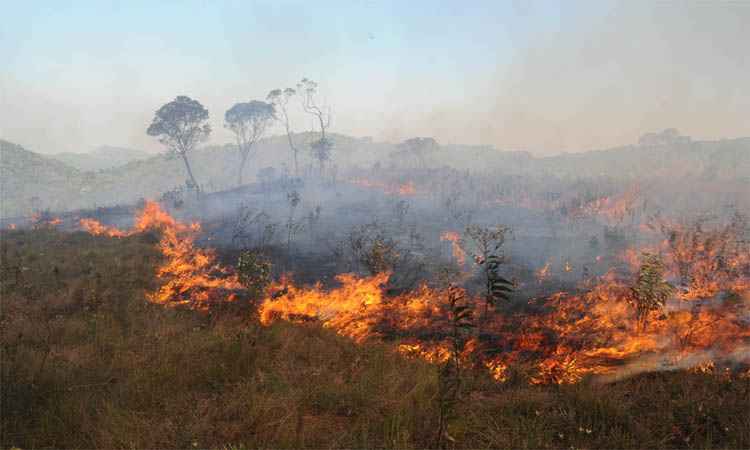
left=538, top=137, right=750, bottom=181
left=2, top=132, right=748, bottom=219
left=0, top=140, right=84, bottom=218
left=50, top=145, right=153, bottom=171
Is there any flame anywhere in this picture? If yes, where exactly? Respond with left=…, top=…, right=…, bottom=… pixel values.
left=398, top=181, right=417, bottom=195
left=485, top=358, right=510, bottom=382
left=258, top=262, right=749, bottom=384
left=580, top=188, right=641, bottom=226
left=80, top=201, right=241, bottom=310
left=349, top=177, right=419, bottom=196
left=535, top=261, right=551, bottom=283
left=440, top=231, right=466, bottom=266
left=31, top=213, right=62, bottom=227
left=260, top=272, right=442, bottom=343
left=77, top=202, right=750, bottom=384
left=79, top=218, right=128, bottom=237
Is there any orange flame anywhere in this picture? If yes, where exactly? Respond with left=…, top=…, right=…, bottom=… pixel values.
left=79, top=218, right=128, bottom=237
left=349, top=177, right=419, bottom=196
left=80, top=201, right=242, bottom=310
left=77, top=202, right=750, bottom=384
left=440, top=231, right=466, bottom=266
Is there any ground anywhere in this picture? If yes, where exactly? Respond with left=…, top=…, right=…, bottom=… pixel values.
left=1, top=228, right=749, bottom=449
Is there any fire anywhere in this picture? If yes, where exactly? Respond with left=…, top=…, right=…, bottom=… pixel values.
left=535, top=261, right=551, bottom=283
left=349, top=177, right=419, bottom=196
left=260, top=272, right=442, bottom=343
left=31, top=213, right=62, bottom=228
left=440, top=231, right=466, bottom=266
left=258, top=262, right=749, bottom=384
left=79, top=218, right=128, bottom=237
left=580, top=187, right=642, bottom=226
left=485, top=358, right=510, bottom=382
left=77, top=201, right=750, bottom=385
left=398, top=342, right=453, bottom=364
left=398, top=181, right=417, bottom=195
left=80, top=201, right=242, bottom=310
left=135, top=202, right=242, bottom=309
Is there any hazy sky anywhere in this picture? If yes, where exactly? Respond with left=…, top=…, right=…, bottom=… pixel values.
left=1, top=1, right=748, bottom=155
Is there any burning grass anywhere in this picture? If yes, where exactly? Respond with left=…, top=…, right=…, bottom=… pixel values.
left=76, top=202, right=750, bottom=385
left=2, top=227, right=749, bottom=449
left=2, top=201, right=749, bottom=448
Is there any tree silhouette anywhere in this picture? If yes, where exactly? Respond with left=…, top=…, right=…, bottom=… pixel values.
left=147, top=96, right=211, bottom=192
left=267, top=88, right=300, bottom=177
left=225, top=101, right=276, bottom=186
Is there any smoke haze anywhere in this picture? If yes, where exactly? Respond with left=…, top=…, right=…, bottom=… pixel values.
left=1, top=1, right=748, bottom=155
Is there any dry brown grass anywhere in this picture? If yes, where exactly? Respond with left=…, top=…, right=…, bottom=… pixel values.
left=2, top=229, right=749, bottom=449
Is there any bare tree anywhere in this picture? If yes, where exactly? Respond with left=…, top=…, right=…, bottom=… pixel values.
left=267, top=88, right=300, bottom=178
left=146, top=96, right=211, bottom=192
left=224, top=101, right=276, bottom=186
left=297, top=78, right=332, bottom=176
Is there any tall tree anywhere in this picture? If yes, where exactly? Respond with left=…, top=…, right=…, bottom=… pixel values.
left=267, top=88, right=300, bottom=178
left=146, top=96, right=211, bottom=192
left=224, top=101, right=276, bottom=186
left=392, top=137, right=439, bottom=169
left=297, top=78, right=332, bottom=176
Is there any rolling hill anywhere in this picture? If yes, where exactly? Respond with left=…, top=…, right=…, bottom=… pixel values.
left=2, top=131, right=748, bottom=220
left=50, top=145, right=153, bottom=171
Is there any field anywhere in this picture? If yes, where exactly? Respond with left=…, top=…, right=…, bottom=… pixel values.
left=2, top=226, right=749, bottom=449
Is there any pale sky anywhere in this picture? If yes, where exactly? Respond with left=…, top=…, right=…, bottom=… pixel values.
left=1, top=1, right=748, bottom=155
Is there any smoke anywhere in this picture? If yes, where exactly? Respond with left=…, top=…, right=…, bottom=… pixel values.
left=597, top=346, right=750, bottom=384
left=388, top=2, right=750, bottom=153
left=1, top=2, right=748, bottom=155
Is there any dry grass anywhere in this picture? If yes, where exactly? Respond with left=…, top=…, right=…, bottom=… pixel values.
left=2, top=229, right=749, bottom=449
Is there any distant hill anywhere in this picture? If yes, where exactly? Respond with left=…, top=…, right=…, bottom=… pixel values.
left=0, top=139, right=83, bottom=218
left=50, top=145, right=152, bottom=171
left=1, top=131, right=748, bottom=219
left=537, top=137, right=750, bottom=181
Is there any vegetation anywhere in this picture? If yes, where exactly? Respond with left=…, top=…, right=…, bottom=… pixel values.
left=464, top=224, right=514, bottom=318
left=236, top=250, right=271, bottom=298
left=3, top=134, right=749, bottom=220
left=146, top=96, right=212, bottom=192
left=298, top=78, right=333, bottom=176
left=630, top=252, right=674, bottom=330
left=2, top=228, right=749, bottom=449
left=267, top=87, right=301, bottom=177
left=224, top=101, right=276, bottom=186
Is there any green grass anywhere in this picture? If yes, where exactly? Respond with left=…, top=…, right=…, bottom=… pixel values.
left=2, top=229, right=749, bottom=449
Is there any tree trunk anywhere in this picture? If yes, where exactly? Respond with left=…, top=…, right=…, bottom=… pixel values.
left=285, top=126, right=298, bottom=178
left=180, top=153, right=200, bottom=194
left=238, top=151, right=249, bottom=186
left=293, top=149, right=299, bottom=178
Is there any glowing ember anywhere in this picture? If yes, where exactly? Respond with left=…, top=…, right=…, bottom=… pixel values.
left=349, top=177, right=419, bottom=196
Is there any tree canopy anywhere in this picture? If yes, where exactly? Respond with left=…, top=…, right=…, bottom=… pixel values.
left=147, top=96, right=211, bottom=155
left=224, top=100, right=276, bottom=185
left=146, top=95, right=211, bottom=191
